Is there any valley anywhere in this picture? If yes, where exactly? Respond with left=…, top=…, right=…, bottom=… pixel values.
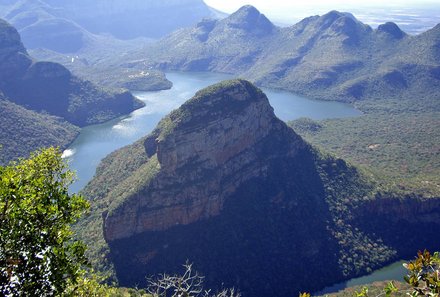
left=0, top=1, right=439, bottom=296
left=66, top=71, right=360, bottom=193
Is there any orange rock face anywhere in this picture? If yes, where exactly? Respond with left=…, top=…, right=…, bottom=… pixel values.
left=103, top=80, right=304, bottom=242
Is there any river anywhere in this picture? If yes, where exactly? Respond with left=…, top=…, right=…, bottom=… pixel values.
left=64, top=71, right=361, bottom=193
left=316, top=260, right=407, bottom=295
left=62, top=71, right=407, bottom=294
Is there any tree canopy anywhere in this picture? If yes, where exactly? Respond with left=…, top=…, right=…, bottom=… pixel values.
left=0, top=148, right=89, bottom=296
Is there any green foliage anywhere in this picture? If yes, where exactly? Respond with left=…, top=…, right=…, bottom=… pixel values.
left=0, top=98, right=80, bottom=165
left=0, top=148, right=89, bottom=296
left=383, top=281, right=398, bottom=296
left=63, top=271, right=150, bottom=297
left=316, top=251, right=439, bottom=297
left=354, top=286, right=368, bottom=297
left=403, top=250, right=440, bottom=296
left=289, top=100, right=440, bottom=197
left=316, top=281, right=410, bottom=297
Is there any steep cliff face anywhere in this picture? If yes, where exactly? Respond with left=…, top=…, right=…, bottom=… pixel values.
left=355, top=195, right=440, bottom=260
left=103, top=80, right=306, bottom=241
left=91, top=81, right=341, bottom=296
left=83, top=80, right=440, bottom=296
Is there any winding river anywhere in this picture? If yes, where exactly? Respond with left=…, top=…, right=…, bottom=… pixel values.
left=62, top=71, right=407, bottom=294
left=65, top=71, right=361, bottom=193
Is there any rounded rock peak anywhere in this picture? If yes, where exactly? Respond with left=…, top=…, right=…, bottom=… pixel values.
left=154, top=79, right=274, bottom=142
left=236, top=5, right=260, bottom=14
left=377, top=22, right=406, bottom=39
left=25, top=61, right=72, bottom=79
left=0, top=18, right=25, bottom=50
left=191, top=79, right=267, bottom=106
left=226, top=5, right=274, bottom=34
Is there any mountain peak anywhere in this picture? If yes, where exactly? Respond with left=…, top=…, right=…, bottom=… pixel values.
left=377, top=22, right=406, bottom=39
left=225, top=5, right=275, bottom=35
left=147, top=79, right=277, bottom=169
left=317, top=10, right=362, bottom=30
left=0, top=18, right=31, bottom=82
left=0, top=18, right=26, bottom=52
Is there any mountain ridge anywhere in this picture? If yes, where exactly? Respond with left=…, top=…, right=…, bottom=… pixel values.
left=0, top=0, right=223, bottom=53
left=0, top=19, right=143, bottom=163
left=128, top=5, right=439, bottom=103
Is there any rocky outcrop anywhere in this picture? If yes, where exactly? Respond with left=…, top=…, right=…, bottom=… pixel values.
left=103, top=80, right=305, bottom=241
left=377, top=22, right=406, bottom=39
left=144, top=5, right=277, bottom=73
left=84, top=80, right=440, bottom=296
left=224, top=5, right=275, bottom=36
left=95, top=80, right=348, bottom=296
left=0, top=19, right=31, bottom=82
left=361, top=195, right=440, bottom=224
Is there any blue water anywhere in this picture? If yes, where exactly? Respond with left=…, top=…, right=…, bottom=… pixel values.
left=316, top=261, right=407, bottom=295
left=64, top=71, right=361, bottom=193
left=62, top=71, right=413, bottom=293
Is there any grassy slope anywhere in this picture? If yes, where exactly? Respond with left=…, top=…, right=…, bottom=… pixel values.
left=289, top=96, right=440, bottom=197
left=76, top=137, right=150, bottom=272
left=0, top=98, right=79, bottom=165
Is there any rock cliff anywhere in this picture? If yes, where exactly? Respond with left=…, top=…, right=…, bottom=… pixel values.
left=103, top=79, right=306, bottom=241
left=81, top=79, right=440, bottom=296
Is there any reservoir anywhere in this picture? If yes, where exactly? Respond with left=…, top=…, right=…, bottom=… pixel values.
left=64, top=71, right=405, bottom=294
left=65, top=71, right=361, bottom=193
left=316, top=260, right=407, bottom=295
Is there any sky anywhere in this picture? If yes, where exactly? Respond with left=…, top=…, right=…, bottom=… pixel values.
left=204, top=0, right=440, bottom=13
left=204, top=0, right=440, bottom=33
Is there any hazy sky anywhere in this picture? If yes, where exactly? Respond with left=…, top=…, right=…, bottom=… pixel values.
left=204, top=0, right=439, bottom=13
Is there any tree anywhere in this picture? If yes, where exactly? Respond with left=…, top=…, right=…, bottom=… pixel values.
left=404, top=250, right=440, bottom=296
left=0, top=148, right=89, bottom=296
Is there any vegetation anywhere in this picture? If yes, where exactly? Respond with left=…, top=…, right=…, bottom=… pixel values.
left=0, top=98, right=80, bottom=165
left=146, top=262, right=240, bottom=297
left=129, top=6, right=440, bottom=107
left=0, top=18, right=147, bottom=164
left=0, top=146, right=242, bottom=296
left=316, top=250, right=440, bottom=297
left=403, top=250, right=440, bottom=296
left=75, top=137, right=153, bottom=275
left=289, top=99, right=440, bottom=197
left=0, top=148, right=89, bottom=296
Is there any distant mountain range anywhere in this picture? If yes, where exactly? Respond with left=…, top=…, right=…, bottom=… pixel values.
left=0, top=19, right=143, bottom=164
left=0, top=0, right=223, bottom=53
left=131, top=5, right=440, bottom=103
